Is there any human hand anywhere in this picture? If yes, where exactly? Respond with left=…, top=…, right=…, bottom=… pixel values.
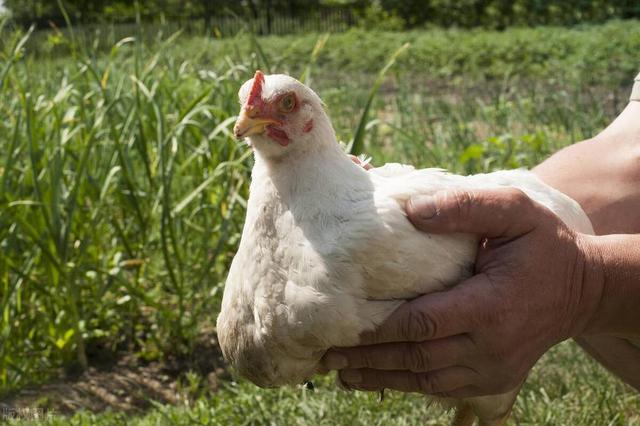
left=349, top=155, right=373, bottom=170
left=321, top=188, right=604, bottom=398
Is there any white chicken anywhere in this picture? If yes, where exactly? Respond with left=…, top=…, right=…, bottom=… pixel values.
left=216, top=71, right=593, bottom=426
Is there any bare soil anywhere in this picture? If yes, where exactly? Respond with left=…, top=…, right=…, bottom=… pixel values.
left=0, top=339, right=229, bottom=416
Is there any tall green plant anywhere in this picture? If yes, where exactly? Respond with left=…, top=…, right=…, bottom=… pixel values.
left=348, top=42, right=409, bottom=155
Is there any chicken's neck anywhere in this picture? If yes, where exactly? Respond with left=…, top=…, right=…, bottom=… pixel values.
left=250, top=128, right=371, bottom=214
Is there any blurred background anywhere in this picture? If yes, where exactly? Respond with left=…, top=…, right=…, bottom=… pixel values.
left=2, top=0, right=640, bottom=34
left=1, top=1, right=639, bottom=424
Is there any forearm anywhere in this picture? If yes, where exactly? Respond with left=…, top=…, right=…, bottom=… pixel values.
left=576, top=335, right=640, bottom=391
left=533, top=102, right=640, bottom=235
left=583, top=234, right=640, bottom=338
left=578, top=233, right=640, bottom=391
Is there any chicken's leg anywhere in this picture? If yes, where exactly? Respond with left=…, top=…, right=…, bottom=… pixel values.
left=452, top=404, right=475, bottom=426
left=453, top=402, right=512, bottom=426
left=478, top=409, right=511, bottom=426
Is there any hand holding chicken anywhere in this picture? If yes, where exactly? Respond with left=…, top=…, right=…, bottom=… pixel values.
left=324, top=188, right=604, bottom=414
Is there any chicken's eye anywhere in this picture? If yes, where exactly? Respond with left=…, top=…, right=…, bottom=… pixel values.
left=278, top=94, right=296, bottom=113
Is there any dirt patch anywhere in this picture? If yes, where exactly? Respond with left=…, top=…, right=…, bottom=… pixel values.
left=0, top=338, right=229, bottom=416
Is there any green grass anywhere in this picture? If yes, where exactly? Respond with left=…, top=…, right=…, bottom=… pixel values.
left=1, top=19, right=639, bottom=424
left=10, top=342, right=640, bottom=425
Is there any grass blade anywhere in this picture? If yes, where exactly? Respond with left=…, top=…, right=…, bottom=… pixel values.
left=348, top=43, right=410, bottom=155
left=299, top=33, right=329, bottom=84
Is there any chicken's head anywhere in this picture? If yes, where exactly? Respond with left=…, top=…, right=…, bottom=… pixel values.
left=234, top=71, right=330, bottom=159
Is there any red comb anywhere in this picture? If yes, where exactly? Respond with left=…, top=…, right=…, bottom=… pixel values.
left=247, top=70, right=265, bottom=107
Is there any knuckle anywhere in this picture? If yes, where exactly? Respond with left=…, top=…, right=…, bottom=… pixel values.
left=404, top=343, right=432, bottom=372
left=449, top=189, right=475, bottom=223
left=499, top=188, right=543, bottom=232
left=359, top=351, right=376, bottom=369
left=504, top=187, right=533, bottom=209
left=398, top=312, right=418, bottom=341
left=401, top=304, right=437, bottom=341
left=417, top=373, right=438, bottom=394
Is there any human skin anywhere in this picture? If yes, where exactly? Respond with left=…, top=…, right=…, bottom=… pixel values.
left=323, top=101, right=640, bottom=396
left=534, top=101, right=640, bottom=234
left=534, top=100, right=640, bottom=391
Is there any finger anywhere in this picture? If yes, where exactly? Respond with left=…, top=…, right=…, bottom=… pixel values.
left=405, top=187, right=546, bottom=238
left=339, top=366, right=479, bottom=394
left=349, top=155, right=373, bottom=170
left=432, top=385, right=483, bottom=399
left=349, top=155, right=362, bottom=166
left=357, top=276, right=492, bottom=344
left=315, top=364, right=330, bottom=375
left=323, top=335, right=474, bottom=372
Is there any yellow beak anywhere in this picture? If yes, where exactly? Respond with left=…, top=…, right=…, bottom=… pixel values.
left=234, top=108, right=279, bottom=139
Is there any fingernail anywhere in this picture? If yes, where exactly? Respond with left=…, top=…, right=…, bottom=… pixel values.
left=323, top=352, right=348, bottom=370
left=408, top=195, right=437, bottom=220
left=340, top=369, right=362, bottom=384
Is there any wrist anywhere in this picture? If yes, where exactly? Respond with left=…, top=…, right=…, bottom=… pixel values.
left=576, top=234, right=640, bottom=337
left=569, top=234, right=606, bottom=337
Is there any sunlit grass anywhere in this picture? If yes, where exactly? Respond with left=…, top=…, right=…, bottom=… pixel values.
left=11, top=343, right=640, bottom=425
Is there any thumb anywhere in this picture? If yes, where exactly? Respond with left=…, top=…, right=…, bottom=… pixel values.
left=405, top=187, right=541, bottom=238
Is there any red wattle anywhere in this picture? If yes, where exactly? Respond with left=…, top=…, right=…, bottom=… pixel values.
left=266, top=127, right=290, bottom=147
